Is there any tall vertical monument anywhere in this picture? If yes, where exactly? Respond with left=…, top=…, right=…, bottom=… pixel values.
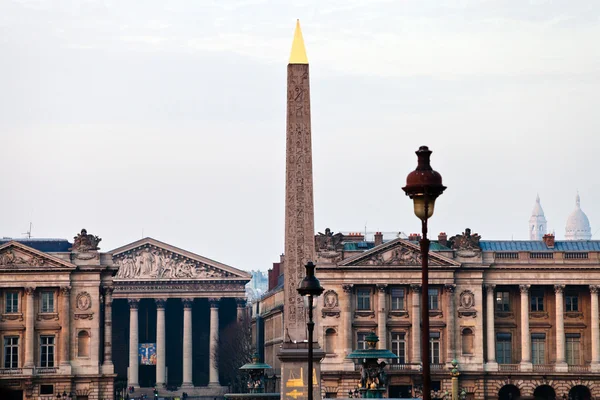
left=278, top=20, right=324, bottom=400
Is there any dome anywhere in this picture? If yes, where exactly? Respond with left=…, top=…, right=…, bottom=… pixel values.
left=565, top=193, right=592, bottom=240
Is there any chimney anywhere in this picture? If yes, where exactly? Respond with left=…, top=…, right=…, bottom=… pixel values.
left=269, top=262, right=281, bottom=291
left=438, top=232, right=448, bottom=247
left=543, top=233, right=555, bottom=249
left=374, top=232, right=383, bottom=246
left=408, top=233, right=422, bottom=242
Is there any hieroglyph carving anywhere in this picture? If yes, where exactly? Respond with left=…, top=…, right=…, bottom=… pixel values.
left=0, top=249, right=45, bottom=267
left=114, top=246, right=230, bottom=280
left=283, top=62, right=315, bottom=339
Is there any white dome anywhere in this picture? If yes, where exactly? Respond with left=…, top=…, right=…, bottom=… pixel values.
left=565, top=193, right=592, bottom=240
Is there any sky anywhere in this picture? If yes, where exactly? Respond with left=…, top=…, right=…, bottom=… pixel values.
left=1, top=0, right=598, bottom=272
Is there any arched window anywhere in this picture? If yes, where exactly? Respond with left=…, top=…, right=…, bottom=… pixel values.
left=325, top=328, right=337, bottom=354
left=462, top=328, right=474, bottom=355
left=77, top=331, right=90, bottom=358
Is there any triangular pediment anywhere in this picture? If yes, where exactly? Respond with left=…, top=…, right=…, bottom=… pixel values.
left=339, top=238, right=460, bottom=267
left=110, top=237, right=251, bottom=281
left=0, top=241, right=76, bottom=271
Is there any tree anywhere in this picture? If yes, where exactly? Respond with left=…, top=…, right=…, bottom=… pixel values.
left=215, top=312, right=254, bottom=392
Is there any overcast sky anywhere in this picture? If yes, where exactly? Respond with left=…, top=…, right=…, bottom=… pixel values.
left=1, top=0, right=598, bottom=272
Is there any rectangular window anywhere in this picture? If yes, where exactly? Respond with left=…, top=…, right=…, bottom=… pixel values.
left=3, top=336, right=19, bottom=369
left=428, top=288, right=439, bottom=311
left=566, top=294, right=579, bottom=312
left=531, top=333, right=546, bottom=365
left=530, top=290, right=544, bottom=312
left=495, top=291, right=510, bottom=312
left=429, top=332, right=440, bottom=364
left=40, top=335, right=55, bottom=367
left=5, top=292, right=19, bottom=314
left=41, top=292, right=54, bottom=313
left=496, top=333, right=512, bottom=364
left=390, top=288, right=405, bottom=311
left=357, top=332, right=368, bottom=350
left=566, top=334, right=581, bottom=365
left=356, top=289, right=371, bottom=311
left=391, top=332, right=406, bottom=364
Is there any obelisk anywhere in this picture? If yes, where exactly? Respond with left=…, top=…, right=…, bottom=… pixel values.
left=278, top=20, right=323, bottom=400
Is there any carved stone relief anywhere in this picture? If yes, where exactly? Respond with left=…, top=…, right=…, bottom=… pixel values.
left=458, top=290, right=477, bottom=318
left=322, top=290, right=340, bottom=318
left=114, top=246, right=231, bottom=280
left=74, top=291, right=93, bottom=320
left=0, top=249, right=45, bottom=267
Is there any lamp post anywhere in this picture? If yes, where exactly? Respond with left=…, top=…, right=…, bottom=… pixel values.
left=297, top=261, right=324, bottom=400
left=403, top=146, right=446, bottom=400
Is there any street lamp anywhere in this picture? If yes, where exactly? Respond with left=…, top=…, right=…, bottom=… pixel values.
left=297, top=261, right=324, bottom=400
left=403, top=146, right=446, bottom=400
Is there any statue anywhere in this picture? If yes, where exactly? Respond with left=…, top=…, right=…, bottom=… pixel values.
left=70, top=229, right=101, bottom=252
left=315, top=228, right=344, bottom=252
left=448, top=228, right=481, bottom=257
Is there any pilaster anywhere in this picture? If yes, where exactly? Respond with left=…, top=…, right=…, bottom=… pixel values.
left=102, top=287, right=114, bottom=374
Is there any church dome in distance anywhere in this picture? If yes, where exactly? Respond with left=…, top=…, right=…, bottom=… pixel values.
left=565, top=193, right=592, bottom=240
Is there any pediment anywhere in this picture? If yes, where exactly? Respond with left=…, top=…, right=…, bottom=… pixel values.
left=0, top=241, right=76, bottom=271
left=339, top=238, right=460, bottom=267
left=110, top=237, right=251, bottom=281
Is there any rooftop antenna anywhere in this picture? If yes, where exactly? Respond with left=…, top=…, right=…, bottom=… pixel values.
left=364, top=221, right=367, bottom=240
left=22, top=222, right=32, bottom=239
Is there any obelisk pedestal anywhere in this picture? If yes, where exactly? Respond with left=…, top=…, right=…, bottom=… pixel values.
left=277, top=20, right=324, bottom=400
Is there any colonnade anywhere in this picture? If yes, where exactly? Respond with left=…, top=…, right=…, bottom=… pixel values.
left=485, top=284, right=600, bottom=371
left=126, top=297, right=246, bottom=388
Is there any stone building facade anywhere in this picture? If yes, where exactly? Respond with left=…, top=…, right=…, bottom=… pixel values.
left=255, top=230, right=600, bottom=400
left=0, top=231, right=250, bottom=400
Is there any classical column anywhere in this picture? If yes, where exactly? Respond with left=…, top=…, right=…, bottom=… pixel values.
left=181, top=299, right=193, bottom=388
left=342, top=285, right=354, bottom=359
left=410, top=284, right=421, bottom=365
left=377, top=285, right=387, bottom=350
left=24, top=287, right=35, bottom=369
left=128, top=299, right=140, bottom=388
left=519, top=285, right=532, bottom=371
left=102, top=288, right=114, bottom=372
left=60, top=286, right=71, bottom=367
left=156, top=299, right=166, bottom=387
left=444, top=284, right=456, bottom=363
left=591, top=286, right=600, bottom=371
left=236, top=298, right=247, bottom=323
left=209, top=298, right=220, bottom=387
left=554, top=285, right=567, bottom=371
left=485, top=284, right=498, bottom=369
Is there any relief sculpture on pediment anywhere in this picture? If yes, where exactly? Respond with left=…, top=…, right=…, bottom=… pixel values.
left=115, top=247, right=228, bottom=280
left=0, top=249, right=45, bottom=267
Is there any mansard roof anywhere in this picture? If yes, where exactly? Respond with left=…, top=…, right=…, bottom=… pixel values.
left=0, top=238, right=72, bottom=252
left=480, top=240, right=600, bottom=252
